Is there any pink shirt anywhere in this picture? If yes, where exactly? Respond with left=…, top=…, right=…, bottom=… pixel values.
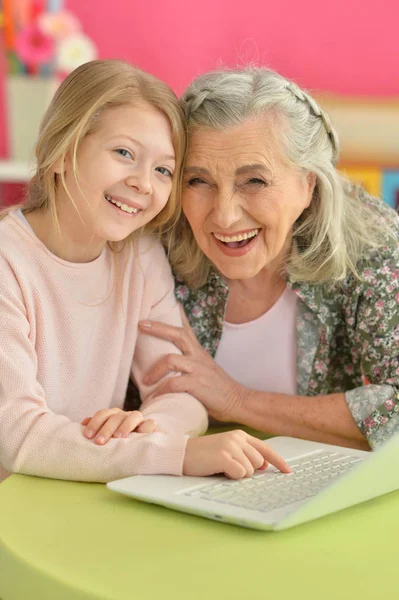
left=0, top=213, right=207, bottom=483
left=215, top=287, right=297, bottom=395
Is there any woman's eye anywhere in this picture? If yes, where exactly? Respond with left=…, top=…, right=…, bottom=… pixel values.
left=115, top=148, right=134, bottom=159
left=156, top=167, right=173, bottom=177
left=187, top=177, right=207, bottom=186
left=246, top=178, right=266, bottom=186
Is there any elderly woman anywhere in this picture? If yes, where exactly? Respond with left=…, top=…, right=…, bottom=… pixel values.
left=137, top=67, right=399, bottom=452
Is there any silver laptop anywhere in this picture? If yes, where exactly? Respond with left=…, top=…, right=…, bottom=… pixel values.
left=107, top=434, right=399, bottom=531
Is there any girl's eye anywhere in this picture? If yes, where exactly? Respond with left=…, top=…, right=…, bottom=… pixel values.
left=187, top=177, right=207, bottom=186
left=156, top=167, right=173, bottom=177
left=115, top=148, right=134, bottom=159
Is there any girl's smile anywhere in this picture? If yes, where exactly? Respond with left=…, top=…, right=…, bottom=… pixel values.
left=104, top=194, right=144, bottom=216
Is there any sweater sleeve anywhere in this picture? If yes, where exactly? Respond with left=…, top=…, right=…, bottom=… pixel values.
left=344, top=255, right=399, bottom=450
left=130, top=241, right=208, bottom=438
left=0, top=255, right=206, bottom=483
left=343, top=202, right=399, bottom=449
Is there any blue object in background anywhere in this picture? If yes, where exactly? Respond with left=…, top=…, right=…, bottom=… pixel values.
left=382, top=170, right=399, bottom=209
left=47, top=0, right=65, bottom=12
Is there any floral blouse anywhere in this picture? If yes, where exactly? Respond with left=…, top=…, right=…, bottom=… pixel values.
left=174, top=188, right=399, bottom=450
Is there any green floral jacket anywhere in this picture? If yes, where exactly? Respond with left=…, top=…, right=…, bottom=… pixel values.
left=174, top=189, right=399, bottom=449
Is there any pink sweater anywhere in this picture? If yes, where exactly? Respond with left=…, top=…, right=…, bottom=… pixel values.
left=0, top=213, right=208, bottom=483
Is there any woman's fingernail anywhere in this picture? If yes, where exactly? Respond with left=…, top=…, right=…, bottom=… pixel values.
left=113, top=432, right=122, bottom=438
left=85, top=430, right=94, bottom=438
left=140, top=321, right=152, bottom=328
left=96, top=436, right=105, bottom=445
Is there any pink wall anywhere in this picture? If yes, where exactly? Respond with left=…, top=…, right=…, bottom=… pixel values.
left=1, top=0, right=399, bottom=158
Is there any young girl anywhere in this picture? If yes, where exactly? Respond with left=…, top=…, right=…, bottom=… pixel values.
left=0, top=60, right=289, bottom=483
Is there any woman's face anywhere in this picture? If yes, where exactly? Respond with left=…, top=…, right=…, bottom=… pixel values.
left=182, top=115, right=316, bottom=280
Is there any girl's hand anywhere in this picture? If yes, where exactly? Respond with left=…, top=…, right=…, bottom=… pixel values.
left=183, top=430, right=291, bottom=479
left=139, top=306, right=246, bottom=422
left=81, top=408, right=157, bottom=445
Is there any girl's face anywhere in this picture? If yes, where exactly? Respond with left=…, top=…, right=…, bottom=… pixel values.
left=56, top=102, right=175, bottom=251
left=182, top=116, right=316, bottom=281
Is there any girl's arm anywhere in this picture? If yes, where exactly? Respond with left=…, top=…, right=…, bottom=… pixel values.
left=0, top=255, right=205, bottom=483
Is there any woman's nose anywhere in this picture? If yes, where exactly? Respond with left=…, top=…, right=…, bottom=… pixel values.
left=211, top=192, right=242, bottom=229
left=125, top=171, right=152, bottom=195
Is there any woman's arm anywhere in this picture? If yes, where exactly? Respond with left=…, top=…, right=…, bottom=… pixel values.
left=140, top=323, right=370, bottom=449
left=231, top=389, right=370, bottom=450
left=239, top=241, right=399, bottom=451
left=139, top=294, right=399, bottom=451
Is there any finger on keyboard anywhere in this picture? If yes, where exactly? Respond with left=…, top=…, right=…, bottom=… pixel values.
left=249, top=437, right=291, bottom=473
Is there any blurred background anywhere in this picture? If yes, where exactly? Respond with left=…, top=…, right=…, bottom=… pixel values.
left=1, top=0, right=398, bottom=207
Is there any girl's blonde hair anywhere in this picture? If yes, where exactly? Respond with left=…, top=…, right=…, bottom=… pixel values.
left=166, top=67, right=389, bottom=288
left=1, top=59, right=186, bottom=242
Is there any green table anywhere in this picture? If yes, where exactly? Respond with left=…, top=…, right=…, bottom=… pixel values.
left=0, top=473, right=397, bottom=600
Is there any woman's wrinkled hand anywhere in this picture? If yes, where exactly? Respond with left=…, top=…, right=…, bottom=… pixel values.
left=139, top=305, right=247, bottom=422
left=81, top=408, right=157, bottom=445
left=183, top=430, right=291, bottom=479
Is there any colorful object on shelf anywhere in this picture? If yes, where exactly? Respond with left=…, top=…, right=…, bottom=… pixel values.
left=340, top=164, right=399, bottom=211
left=56, top=32, right=97, bottom=74
left=15, top=22, right=54, bottom=70
left=340, top=166, right=382, bottom=198
left=1, top=2, right=97, bottom=161
left=382, top=170, right=399, bottom=210
left=2, top=0, right=16, bottom=52
left=47, top=0, right=64, bottom=11
left=38, top=10, right=81, bottom=39
left=1, top=1, right=97, bottom=77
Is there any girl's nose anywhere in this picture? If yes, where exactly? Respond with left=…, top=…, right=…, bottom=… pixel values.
left=125, top=171, right=152, bottom=195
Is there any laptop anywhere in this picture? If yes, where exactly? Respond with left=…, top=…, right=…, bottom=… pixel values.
left=107, top=434, right=399, bottom=531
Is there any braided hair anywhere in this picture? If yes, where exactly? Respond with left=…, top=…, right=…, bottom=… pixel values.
left=182, top=68, right=339, bottom=166
left=284, top=81, right=339, bottom=164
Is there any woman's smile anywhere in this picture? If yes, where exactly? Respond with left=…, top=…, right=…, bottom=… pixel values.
left=212, top=228, right=261, bottom=256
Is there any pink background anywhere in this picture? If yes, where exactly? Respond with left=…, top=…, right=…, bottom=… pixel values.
left=1, top=0, right=399, bottom=158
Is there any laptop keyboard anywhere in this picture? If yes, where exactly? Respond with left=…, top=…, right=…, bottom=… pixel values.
left=183, top=451, right=365, bottom=513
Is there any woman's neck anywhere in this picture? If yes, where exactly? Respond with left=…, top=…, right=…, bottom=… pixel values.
left=225, top=269, right=287, bottom=325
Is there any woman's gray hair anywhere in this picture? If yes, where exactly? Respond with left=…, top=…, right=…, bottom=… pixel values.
left=166, top=67, right=390, bottom=288
left=183, top=69, right=339, bottom=165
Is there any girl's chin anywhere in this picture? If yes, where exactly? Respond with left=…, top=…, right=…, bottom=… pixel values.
left=102, top=221, right=146, bottom=243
